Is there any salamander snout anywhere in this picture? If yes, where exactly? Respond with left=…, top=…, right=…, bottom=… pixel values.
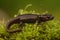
left=46, top=14, right=54, bottom=20
left=39, top=14, right=54, bottom=21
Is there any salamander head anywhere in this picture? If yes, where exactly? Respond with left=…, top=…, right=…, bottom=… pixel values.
left=39, top=14, right=54, bottom=22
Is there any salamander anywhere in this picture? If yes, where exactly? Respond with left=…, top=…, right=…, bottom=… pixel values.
left=6, top=14, right=54, bottom=33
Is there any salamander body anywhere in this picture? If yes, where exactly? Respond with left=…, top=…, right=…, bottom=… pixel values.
left=6, top=14, right=54, bottom=33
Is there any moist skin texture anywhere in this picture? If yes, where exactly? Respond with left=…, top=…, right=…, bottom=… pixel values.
left=6, top=14, right=54, bottom=33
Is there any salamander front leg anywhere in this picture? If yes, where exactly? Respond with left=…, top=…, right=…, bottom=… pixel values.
left=19, top=22, right=24, bottom=30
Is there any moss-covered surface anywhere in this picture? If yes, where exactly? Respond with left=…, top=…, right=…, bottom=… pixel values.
left=0, top=19, right=60, bottom=40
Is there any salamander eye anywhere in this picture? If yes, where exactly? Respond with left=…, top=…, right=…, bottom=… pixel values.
left=47, top=16, right=50, bottom=18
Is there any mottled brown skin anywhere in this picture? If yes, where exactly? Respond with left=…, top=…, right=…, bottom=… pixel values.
left=6, top=14, right=54, bottom=33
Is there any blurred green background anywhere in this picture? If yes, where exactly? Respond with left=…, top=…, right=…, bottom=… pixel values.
left=0, top=0, right=60, bottom=19
left=0, top=0, right=60, bottom=40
